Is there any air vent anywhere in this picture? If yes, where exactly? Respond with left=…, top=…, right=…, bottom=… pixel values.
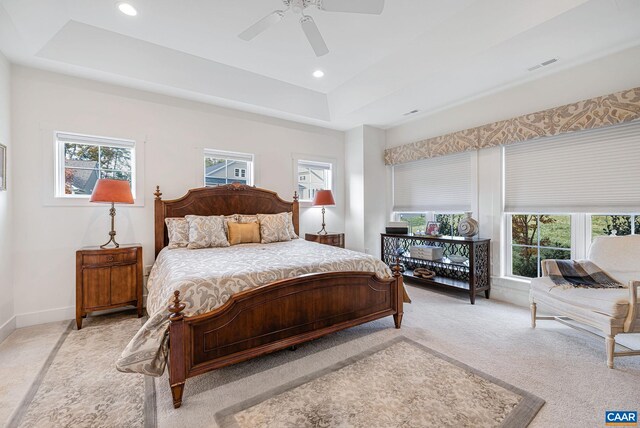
left=527, top=58, right=559, bottom=72
left=403, top=109, right=419, bottom=116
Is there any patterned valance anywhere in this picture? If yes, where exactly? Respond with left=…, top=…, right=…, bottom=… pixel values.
left=384, top=87, right=640, bottom=165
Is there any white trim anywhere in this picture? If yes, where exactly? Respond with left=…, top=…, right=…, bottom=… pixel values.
left=490, top=276, right=531, bottom=308
left=15, top=306, right=75, bottom=328
left=41, top=125, right=146, bottom=207
left=292, top=153, right=337, bottom=206
left=0, top=316, right=16, bottom=344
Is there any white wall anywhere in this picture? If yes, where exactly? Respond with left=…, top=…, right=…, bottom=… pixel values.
left=0, top=52, right=14, bottom=341
left=10, top=66, right=345, bottom=327
left=344, top=127, right=364, bottom=252
left=384, top=44, right=640, bottom=306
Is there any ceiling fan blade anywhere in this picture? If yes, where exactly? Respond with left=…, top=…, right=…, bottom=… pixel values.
left=300, top=16, right=329, bottom=57
left=238, top=10, right=284, bottom=41
left=317, top=0, right=384, bottom=14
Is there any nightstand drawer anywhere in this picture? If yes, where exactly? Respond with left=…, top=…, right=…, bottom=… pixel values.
left=305, top=233, right=345, bottom=248
left=82, top=250, right=137, bottom=266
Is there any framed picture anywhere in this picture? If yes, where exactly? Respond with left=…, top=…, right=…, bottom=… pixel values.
left=0, top=143, right=5, bottom=191
left=426, top=221, right=440, bottom=236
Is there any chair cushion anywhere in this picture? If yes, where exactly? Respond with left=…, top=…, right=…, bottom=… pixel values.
left=530, top=276, right=631, bottom=319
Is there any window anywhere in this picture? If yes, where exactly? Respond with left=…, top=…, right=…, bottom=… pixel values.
left=508, top=214, right=571, bottom=278
left=55, top=132, right=135, bottom=198
left=397, top=213, right=427, bottom=234
left=394, top=212, right=465, bottom=236
left=435, top=213, right=464, bottom=236
left=591, top=214, right=639, bottom=239
left=204, top=149, right=254, bottom=187
left=297, top=160, right=332, bottom=202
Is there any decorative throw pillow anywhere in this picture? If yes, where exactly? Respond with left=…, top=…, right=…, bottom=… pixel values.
left=286, top=211, right=298, bottom=239
left=257, top=213, right=292, bottom=244
left=185, top=215, right=230, bottom=249
left=237, top=214, right=259, bottom=224
left=165, top=218, right=189, bottom=249
left=227, top=221, right=261, bottom=245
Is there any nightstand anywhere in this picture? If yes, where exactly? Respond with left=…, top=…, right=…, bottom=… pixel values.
left=305, top=232, right=345, bottom=248
left=75, top=244, right=143, bottom=329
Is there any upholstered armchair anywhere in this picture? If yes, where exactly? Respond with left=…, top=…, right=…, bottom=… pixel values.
left=530, top=235, right=640, bottom=368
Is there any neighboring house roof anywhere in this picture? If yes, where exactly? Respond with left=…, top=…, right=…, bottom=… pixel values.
left=65, top=160, right=99, bottom=194
left=205, top=160, right=247, bottom=178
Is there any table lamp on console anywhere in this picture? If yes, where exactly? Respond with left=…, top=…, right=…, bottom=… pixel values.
left=90, top=178, right=134, bottom=248
left=312, top=189, right=335, bottom=235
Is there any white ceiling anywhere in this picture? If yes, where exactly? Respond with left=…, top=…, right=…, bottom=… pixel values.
left=1, top=0, right=640, bottom=130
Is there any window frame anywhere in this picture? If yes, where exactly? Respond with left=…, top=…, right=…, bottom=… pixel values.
left=54, top=131, right=137, bottom=200
left=203, top=149, right=254, bottom=187
left=295, top=157, right=335, bottom=204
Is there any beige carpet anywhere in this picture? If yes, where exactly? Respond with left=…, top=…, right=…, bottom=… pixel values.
left=216, top=337, right=544, bottom=428
left=7, top=312, right=150, bottom=428
left=155, top=283, right=640, bottom=428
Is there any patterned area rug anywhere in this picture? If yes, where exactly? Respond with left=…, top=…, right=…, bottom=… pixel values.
left=8, top=312, right=153, bottom=428
left=216, top=337, right=544, bottom=428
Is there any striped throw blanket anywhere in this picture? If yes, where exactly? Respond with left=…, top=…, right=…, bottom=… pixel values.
left=543, top=260, right=624, bottom=288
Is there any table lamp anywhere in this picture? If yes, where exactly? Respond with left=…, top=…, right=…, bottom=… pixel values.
left=312, top=189, right=335, bottom=235
left=90, top=178, right=134, bottom=248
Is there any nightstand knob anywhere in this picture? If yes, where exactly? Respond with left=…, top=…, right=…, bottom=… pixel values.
left=106, top=255, right=115, bottom=262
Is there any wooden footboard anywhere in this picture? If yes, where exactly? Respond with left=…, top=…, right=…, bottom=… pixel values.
left=167, top=268, right=403, bottom=408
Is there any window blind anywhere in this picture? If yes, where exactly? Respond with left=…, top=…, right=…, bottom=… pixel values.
left=392, top=151, right=473, bottom=212
left=298, top=160, right=331, bottom=170
left=55, top=132, right=135, bottom=148
left=504, top=121, right=640, bottom=213
left=204, top=149, right=253, bottom=163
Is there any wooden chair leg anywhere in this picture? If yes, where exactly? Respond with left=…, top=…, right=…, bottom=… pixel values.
left=530, top=303, right=537, bottom=328
left=606, top=335, right=615, bottom=369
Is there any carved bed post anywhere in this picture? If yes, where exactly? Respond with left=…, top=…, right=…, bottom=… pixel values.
left=168, top=290, right=186, bottom=408
left=154, top=186, right=164, bottom=258
left=292, top=191, right=300, bottom=237
left=392, top=258, right=404, bottom=329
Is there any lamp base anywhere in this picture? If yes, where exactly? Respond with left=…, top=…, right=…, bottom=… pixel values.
left=317, top=206, right=328, bottom=235
left=100, top=203, right=120, bottom=248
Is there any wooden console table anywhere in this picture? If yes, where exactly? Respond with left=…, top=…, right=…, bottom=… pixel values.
left=381, top=234, right=490, bottom=304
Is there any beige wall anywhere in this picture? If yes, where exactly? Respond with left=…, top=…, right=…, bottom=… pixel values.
left=10, top=66, right=345, bottom=326
left=384, top=44, right=640, bottom=306
left=0, top=52, right=13, bottom=339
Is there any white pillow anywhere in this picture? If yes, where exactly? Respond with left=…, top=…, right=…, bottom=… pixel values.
left=165, top=218, right=189, bottom=249
left=185, top=215, right=230, bottom=249
left=257, top=213, right=292, bottom=244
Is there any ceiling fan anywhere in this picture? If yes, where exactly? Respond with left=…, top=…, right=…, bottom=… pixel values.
left=238, top=0, right=385, bottom=57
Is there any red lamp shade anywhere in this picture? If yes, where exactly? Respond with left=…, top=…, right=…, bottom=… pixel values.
left=312, top=189, right=335, bottom=206
left=90, top=179, right=134, bottom=204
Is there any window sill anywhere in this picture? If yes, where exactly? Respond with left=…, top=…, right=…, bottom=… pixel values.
left=492, top=275, right=531, bottom=290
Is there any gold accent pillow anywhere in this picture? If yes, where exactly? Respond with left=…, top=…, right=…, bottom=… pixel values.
left=257, top=213, right=292, bottom=244
left=165, top=218, right=189, bottom=249
left=185, top=215, right=230, bottom=249
left=227, top=221, right=261, bottom=245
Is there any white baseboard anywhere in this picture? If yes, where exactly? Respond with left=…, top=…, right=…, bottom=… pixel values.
left=14, top=294, right=148, bottom=329
left=490, top=276, right=531, bottom=307
left=15, top=306, right=76, bottom=328
left=0, top=315, right=16, bottom=344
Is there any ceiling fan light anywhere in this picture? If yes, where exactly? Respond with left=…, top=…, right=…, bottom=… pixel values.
left=117, top=2, right=138, bottom=16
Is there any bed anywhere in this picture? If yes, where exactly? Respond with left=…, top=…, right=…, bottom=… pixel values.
left=117, top=183, right=404, bottom=408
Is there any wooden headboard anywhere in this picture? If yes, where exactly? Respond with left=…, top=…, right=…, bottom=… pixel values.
left=154, top=183, right=299, bottom=257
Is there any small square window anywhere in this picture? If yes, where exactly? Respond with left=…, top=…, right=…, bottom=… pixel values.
left=56, top=132, right=135, bottom=198
left=297, top=160, right=332, bottom=202
left=204, top=150, right=254, bottom=187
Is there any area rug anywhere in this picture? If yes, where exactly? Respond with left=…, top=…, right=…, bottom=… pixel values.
left=216, top=337, right=544, bottom=428
left=7, top=312, right=154, bottom=428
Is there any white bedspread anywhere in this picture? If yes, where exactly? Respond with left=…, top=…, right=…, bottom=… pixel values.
left=116, top=239, right=393, bottom=376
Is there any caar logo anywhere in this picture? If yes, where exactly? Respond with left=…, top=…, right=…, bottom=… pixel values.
left=606, top=411, right=637, bottom=426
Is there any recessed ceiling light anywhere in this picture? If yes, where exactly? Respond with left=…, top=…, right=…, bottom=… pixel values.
left=117, top=2, right=138, bottom=16
left=312, top=70, right=325, bottom=78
